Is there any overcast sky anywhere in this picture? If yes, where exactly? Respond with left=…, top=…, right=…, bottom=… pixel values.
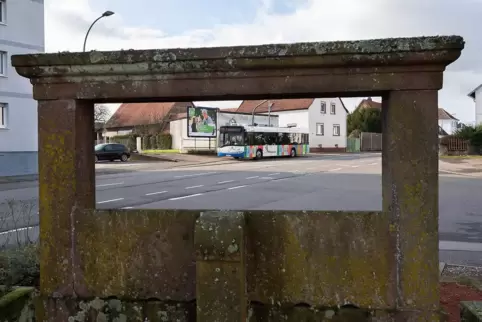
left=45, top=0, right=481, bottom=123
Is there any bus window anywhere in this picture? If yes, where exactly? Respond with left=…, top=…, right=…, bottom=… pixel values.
left=279, top=133, right=291, bottom=144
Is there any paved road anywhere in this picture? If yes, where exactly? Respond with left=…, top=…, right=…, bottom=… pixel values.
left=1, top=153, right=482, bottom=266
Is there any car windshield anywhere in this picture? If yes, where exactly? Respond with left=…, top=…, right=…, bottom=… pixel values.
left=95, top=144, right=107, bottom=151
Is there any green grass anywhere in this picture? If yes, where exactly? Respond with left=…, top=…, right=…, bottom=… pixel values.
left=142, top=149, right=179, bottom=154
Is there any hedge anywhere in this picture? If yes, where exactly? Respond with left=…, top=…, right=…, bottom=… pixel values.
left=111, top=133, right=172, bottom=151
left=142, top=134, right=172, bottom=150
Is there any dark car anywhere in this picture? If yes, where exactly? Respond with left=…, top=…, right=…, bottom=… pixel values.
left=95, top=143, right=130, bottom=162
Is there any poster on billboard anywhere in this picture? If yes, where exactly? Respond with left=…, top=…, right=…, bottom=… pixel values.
left=187, top=106, right=218, bottom=137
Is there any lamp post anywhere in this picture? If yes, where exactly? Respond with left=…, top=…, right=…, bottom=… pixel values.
left=83, top=10, right=115, bottom=52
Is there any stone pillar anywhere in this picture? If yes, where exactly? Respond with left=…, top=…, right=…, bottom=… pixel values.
left=195, top=211, right=247, bottom=321
left=382, top=91, right=440, bottom=316
left=37, top=99, right=95, bottom=296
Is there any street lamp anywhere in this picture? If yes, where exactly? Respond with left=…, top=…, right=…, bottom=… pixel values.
left=83, top=11, right=115, bottom=52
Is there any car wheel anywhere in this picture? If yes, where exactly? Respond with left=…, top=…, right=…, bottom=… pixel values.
left=290, top=148, right=297, bottom=157
left=255, top=149, right=263, bottom=160
left=120, top=154, right=129, bottom=162
left=95, top=155, right=99, bottom=163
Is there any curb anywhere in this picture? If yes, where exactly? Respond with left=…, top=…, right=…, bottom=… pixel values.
left=439, top=170, right=482, bottom=178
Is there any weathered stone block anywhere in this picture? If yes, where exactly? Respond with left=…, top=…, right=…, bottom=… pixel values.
left=246, top=211, right=395, bottom=308
left=74, top=209, right=197, bottom=300
left=195, top=211, right=247, bottom=322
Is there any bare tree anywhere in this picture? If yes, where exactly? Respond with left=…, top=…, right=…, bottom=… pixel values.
left=94, top=104, right=110, bottom=124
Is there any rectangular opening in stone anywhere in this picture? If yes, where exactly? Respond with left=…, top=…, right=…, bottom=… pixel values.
left=93, top=97, right=382, bottom=213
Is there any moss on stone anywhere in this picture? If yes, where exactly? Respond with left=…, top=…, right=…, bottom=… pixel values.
left=12, top=36, right=464, bottom=69
left=0, top=287, right=35, bottom=321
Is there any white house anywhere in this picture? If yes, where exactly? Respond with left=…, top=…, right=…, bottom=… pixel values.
left=236, top=98, right=348, bottom=152
left=437, top=108, right=459, bottom=135
left=468, top=84, right=482, bottom=126
left=0, top=0, right=45, bottom=176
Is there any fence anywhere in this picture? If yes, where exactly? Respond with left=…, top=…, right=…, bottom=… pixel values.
left=442, top=137, right=468, bottom=151
left=346, top=137, right=361, bottom=152
left=360, top=132, right=382, bottom=151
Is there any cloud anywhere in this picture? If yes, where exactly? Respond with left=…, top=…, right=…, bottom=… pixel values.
left=45, top=0, right=481, bottom=122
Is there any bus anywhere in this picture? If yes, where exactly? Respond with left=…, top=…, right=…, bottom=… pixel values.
left=217, top=124, right=309, bottom=159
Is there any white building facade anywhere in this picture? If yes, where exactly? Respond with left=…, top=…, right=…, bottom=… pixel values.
left=0, top=0, right=44, bottom=176
left=468, top=84, right=482, bottom=126
left=271, top=98, right=348, bottom=152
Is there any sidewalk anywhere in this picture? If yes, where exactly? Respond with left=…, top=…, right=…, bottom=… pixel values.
left=440, top=157, right=482, bottom=177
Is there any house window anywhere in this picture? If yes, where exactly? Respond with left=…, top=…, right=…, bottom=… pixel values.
left=320, top=101, right=326, bottom=114
left=0, top=0, right=5, bottom=24
left=333, top=124, right=340, bottom=136
left=0, top=103, right=7, bottom=128
left=330, top=103, right=336, bottom=114
left=0, top=51, right=6, bottom=76
left=316, top=123, right=324, bottom=136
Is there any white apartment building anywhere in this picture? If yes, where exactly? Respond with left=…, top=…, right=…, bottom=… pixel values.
left=0, top=0, right=44, bottom=176
left=468, top=84, right=482, bottom=126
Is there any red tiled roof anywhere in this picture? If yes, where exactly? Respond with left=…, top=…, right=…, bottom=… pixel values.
left=356, top=97, right=382, bottom=110
left=438, top=108, right=458, bottom=121
left=106, top=102, right=193, bottom=128
left=236, top=99, right=315, bottom=113
left=220, top=107, right=240, bottom=112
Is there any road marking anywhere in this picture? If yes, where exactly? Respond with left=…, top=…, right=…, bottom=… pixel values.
left=351, top=165, right=359, bottom=168
left=246, top=176, right=259, bottom=179
left=439, top=240, right=482, bottom=252
left=97, top=198, right=124, bottom=204
left=96, top=182, right=124, bottom=187
left=368, top=162, right=378, bottom=166
left=228, top=185, right=246, bottom=190
left=122, top=206, right=133, bottom=209
left=186, top=185, right=204, bottom=189
left=169, top=193, right=203, bottom=201
left=218, top=180, right=234, bottom=184
left=259, top=177, right=273, bottom=180
left=328, top=168, right=342, bottom=172
left=174, top=172, right=217, bottom=178
left=145, top=191, right=168, bottom=196
left=268, top=173, right=280, bottom=176
left=0, top=226, right=36, bottom=236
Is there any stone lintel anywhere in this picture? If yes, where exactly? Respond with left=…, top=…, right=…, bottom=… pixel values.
left=10, top=36, right=464, bottom=101
left=12, top=36, right=464, bottom=71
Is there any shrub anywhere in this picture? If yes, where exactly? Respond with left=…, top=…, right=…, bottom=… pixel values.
left=142, top=135, right=151, bottom=150
left=156, top=134, right=172, bottom=149
left=0, top=245, right=39, bottom=289
left=470, top=130, right=482, bottom=147
left=149, top=136, right=157, bottom=150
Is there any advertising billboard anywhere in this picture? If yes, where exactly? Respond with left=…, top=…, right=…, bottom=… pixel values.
left=187, top=106, right=218, bottom=138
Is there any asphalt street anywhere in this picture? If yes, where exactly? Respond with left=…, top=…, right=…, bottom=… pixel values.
left=1, top=153, right=482, bottom=266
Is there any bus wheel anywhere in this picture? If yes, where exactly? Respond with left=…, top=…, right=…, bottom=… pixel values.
left=290, top=148, right=297, bottom=157
left=255, top=149, right=263, bottom=160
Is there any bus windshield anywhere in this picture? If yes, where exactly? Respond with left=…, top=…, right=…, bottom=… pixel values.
left=220, top=132, right=244, bottom=147
left=219, top=126, right=245, bottom=147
